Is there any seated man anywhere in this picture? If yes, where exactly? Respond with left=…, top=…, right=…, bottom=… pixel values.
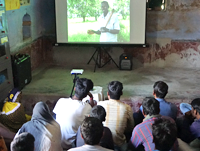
left=152, top=118, right=177, bottom=151
left=53, top=78, right=95, bottom=150
left=0, top=88, right=31, bottom=133
left=134, top=81, right=177, bottom=125
left=11, top=132, right=35, bottom=151
left=129, top=97, right=178, bottom=151
left=76, top=105, right=114, bottom=150
left=177, top=98, right=200, bottom=145
left=69, top=117, right=113, bottom=151
left=98, top=81, right=134, bottom=151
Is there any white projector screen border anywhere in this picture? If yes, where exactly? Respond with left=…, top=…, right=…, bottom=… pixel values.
left=55, top=0, right=146, bottom=45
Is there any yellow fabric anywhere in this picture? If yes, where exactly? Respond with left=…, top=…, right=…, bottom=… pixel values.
left=2, top=102, right=19, bottom=114
left=25, top=114, right=32, bottom=121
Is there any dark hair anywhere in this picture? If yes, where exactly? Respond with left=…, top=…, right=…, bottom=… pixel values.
left=11, top=132, right=35, bottom=151
left=81, top=117, right=103, bottom=145
left=191, top=98, right=200, bottom=114
left=101, top=1, right=109, bottom=8
left=152, top=118, right=177, bottom=151
left=75, top=78, right=93, bottom=99
left=108, top=81, right=123, bottom=100
left=153, top=81, right=168, bottom=98
left=142, top=97, right=160, bottom=116
left=90, top=105, right=106, bottom=122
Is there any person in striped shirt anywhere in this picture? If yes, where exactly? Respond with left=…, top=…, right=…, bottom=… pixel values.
left=129, top=97, right=178, bottom=151
left=129, top=97, right=161, bottom=151
left=98, top=81, right=134, bottom=151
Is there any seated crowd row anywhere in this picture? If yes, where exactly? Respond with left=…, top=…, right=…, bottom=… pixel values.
left=0, top=79, right=200, bottom=151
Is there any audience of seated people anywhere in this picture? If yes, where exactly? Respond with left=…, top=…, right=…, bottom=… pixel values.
left=69, top=117, right=113, bottom=151
left=76, top=105, right=114, bottom=150
left=98, top=81, right=135, bottom=151
left=11, top=132, right=35, bottom=151
left=134, top=81, right=178, bottom=125
left=152, top=117, right=177, bottom=151
left=53, top=78, right=95, bottom=150
left=1, top=80, right=200, bottom=151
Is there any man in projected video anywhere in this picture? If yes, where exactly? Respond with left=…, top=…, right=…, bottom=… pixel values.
left=88, top=1, right=120, bottom=42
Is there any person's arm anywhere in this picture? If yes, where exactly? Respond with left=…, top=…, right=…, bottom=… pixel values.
left=128, top=126, right=142, bottom=149
left=125, top=105, right=135, bottom=132
left=87, top=92, right=95, bottom=107
left=88, top=30, right=101, bottom=35
left=190, top=121, right=200, bottom=139
left=100, top=27, right=119, bottom=34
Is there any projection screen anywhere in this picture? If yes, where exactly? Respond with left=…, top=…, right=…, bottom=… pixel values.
left=55, top=0, right=146, bottom=45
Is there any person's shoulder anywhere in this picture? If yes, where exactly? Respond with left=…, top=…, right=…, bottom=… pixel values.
left=56, top=98, right=72, bottom=105
left=97, top=100, right=109, bottom=105
left=96, top=145, right=114, bottom=151
left=104, top=126, right=112, bottom=134
left=191, top=119, right=200, bottom=127
left=124, top=102, right=132, bottom=108
left=161, top=115, right=175, bottom=123
left=68, top=147, right=81, bottom=151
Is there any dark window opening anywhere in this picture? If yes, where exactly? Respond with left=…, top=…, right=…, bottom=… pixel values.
left=22, top=13, right=31, bottom=40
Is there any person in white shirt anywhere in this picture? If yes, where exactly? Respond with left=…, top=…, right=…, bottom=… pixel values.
left=53, top=78, right=95, bottom=150
left=88, top=1, right=120, bottom=42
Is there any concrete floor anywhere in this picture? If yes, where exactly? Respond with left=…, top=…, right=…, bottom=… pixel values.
left=22, top=63, right=200, bottom=100
left=20, top=63, right=200, bottom=114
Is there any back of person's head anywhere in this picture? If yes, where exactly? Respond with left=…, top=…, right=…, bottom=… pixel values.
left=107, top=81, right=123, bottom=100
left=152, top=118, right=177, bottom=151
left=142, top=97, right=160, bottom=116
left=11, top=132, right=35, bottom=151
left=191, top=98, right=200, bottom=114
left=81, top=117, right=103, bottom=145
left=90, top=105, right=106, bottom=122
left=153, top=81, right=168, bottom=98
left=75, top=78, right=93, bottom=99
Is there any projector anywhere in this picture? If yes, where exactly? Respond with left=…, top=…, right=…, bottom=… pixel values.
left=71, top=69, right=84, bottom=75
left=119, top=53, right=132, bottom=70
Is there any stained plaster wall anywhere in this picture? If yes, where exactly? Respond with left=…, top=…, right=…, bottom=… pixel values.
left=123, top=0, right=200, bottom=69
left=6, top=0, right=55, bottom=53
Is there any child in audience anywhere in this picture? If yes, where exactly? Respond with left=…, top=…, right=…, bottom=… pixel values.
left=152, top=117, right=177, bottom=151
left=76, top=105, right=114, bottom=150
left=69, top=117, right=113, bottom=151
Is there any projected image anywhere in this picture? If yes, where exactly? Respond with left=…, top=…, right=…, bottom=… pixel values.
left=67, top=0, right=130, bottom=43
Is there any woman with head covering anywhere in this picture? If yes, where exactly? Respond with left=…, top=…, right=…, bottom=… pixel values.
left=15, top=102, right=63, bottom=151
